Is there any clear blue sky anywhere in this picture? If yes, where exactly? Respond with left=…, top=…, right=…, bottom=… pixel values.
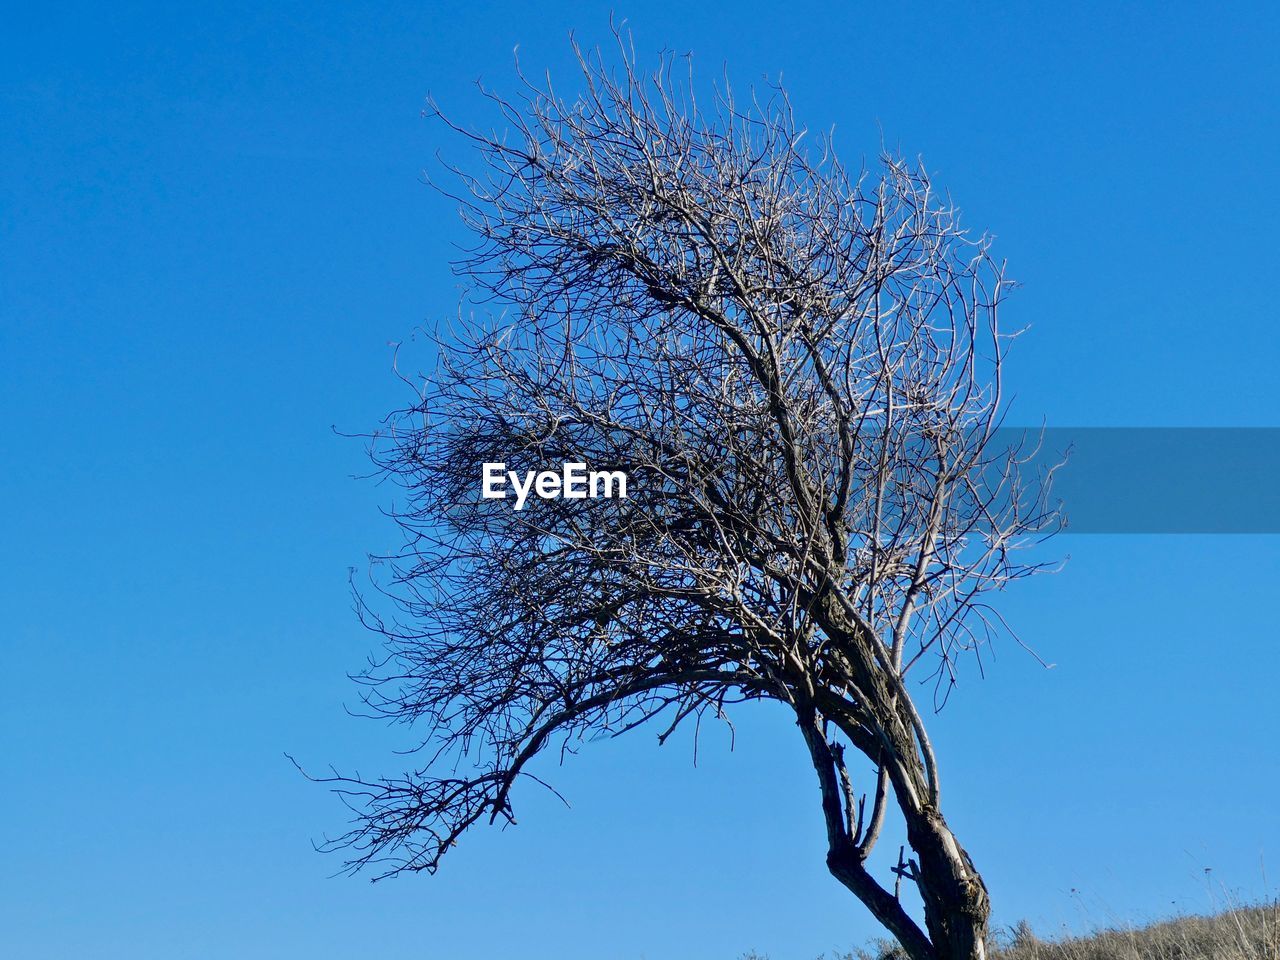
left=3, top=3, right=1278, bottom=958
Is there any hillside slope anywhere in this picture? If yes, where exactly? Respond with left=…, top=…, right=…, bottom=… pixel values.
left=990, top=902, right=1279, bottom=960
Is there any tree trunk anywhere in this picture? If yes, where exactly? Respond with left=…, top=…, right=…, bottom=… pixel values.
left=825, top=808, right=989, bottom=960
left=800, top=706, right=990, bottom=960
left=903, top=810, right=990, bottom=960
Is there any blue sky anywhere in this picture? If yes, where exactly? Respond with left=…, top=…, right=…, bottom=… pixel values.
left=2, top=3, right=1278, bottom=958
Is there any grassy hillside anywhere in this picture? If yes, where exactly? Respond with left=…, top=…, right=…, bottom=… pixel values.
left=745, top=901, right=1280, bottom=960
left=990, top=902, right=1280, bottom=960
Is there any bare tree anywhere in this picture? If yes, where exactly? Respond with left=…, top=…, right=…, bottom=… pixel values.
left=315, top=31, right=1058, bottom=960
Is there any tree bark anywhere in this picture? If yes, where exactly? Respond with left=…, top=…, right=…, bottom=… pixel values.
left=903, top=809, right=990, bottom=960
left=801, top=703, right=990, bottom=960
left=826, top=805, right=989, bottom=960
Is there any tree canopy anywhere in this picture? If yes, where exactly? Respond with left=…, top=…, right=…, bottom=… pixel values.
left=315, top=32, right=1059, bottom=960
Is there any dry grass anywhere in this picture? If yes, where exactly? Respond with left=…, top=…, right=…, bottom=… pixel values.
left=744, top=900, right=1280, bottom=960
left=990, top=901, right=1280, bottom=960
